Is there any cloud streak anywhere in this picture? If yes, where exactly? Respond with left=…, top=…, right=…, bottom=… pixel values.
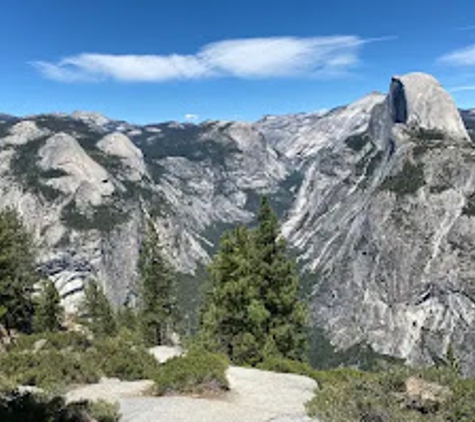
left=439, top=44, right=475, bottom=66
left=184, top=113, right=199, bottom=122
left=33, top=36, right=382, bottom=83
left=450, top=85, right=475, bottom=92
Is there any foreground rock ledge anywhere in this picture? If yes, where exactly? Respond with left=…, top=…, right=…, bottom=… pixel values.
left=66, top=366, right=317, bottom=422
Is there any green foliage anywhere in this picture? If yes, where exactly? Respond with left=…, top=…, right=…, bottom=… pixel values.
left=86, top=335, right=159, bottom=381
left=33, top=280, right=63, bottom=333
left=85, top=400, right=121, bottom=422
left=0, top=390, right=120, bottom=422
left=345, top=133, right=370, bottom=152
left=257, top=356, right=317, bottom=379
left=61, top=200, right=129, bottom=233
left=199, top=197, right=308, bottom=366
left=137, top=122, right=240, bottom=168
left=306, top=365, right=475, bottom=422
left=11, top=331, right=92, bottom=353
left=0, top=391, right=65, bottom=422
left=80, top=281, right=117, bottom=338
left=412, top=128, right=446, bottom=141
left=381, top=161, right=425, bottom=196
left=0, top=208, right=38, bottom=332
left=408, top=128, right=449, bottom=159
left=154, top=348, right=229, bottom=396
left=117, top=305, right=139, bottom=332
left=9, top=136, right=64, bottom=202
left=3, top=331, right=160, bottom=391
left=310, top=327, right=404, bottom=370
left=445, top=343, right=460, bottom=374
left=138, top=220, right=178, bottom=346
left=0, top=349, right=100, bottom=391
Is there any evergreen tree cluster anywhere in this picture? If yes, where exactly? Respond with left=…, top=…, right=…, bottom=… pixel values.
left=199, top=197, right=308, bottom=365
left=0, top=200, right=305, bottom=369
left=0, top=209, right=38, bottom=333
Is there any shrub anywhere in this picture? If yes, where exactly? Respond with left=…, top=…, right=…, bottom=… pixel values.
left=88, top=336, right=160, bottom=381
left=154, top=348, right=229, bottom=396
left=306, top=366, right=475, bottom=422
left=257, top=356, right=317, bottom=379
left=88, top=400, right=121, bottom=422
left=0, top=349, right=100, bottom=391
left=4, top=331, right=158, bottom=390
left=12, top=331, right=92, bottom=353
left=0, top=389, right=120, bottom=422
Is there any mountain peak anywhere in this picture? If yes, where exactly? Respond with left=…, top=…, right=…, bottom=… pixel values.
left=389, top=72, right=469, bottom=140
left=71, top=111, right=111, bottom=127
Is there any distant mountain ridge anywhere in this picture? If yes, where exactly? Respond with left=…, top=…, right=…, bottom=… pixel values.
left=1, top=73, right=475, bottom=373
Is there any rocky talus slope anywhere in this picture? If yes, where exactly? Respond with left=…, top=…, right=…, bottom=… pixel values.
left=1, top=72, right=475, bottom=372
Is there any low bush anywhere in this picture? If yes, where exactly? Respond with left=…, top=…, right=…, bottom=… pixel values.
left=87, top=335, right=159, bottom=381
left=62, top=399, right=120, bottom=422
left=0, top=349, right=100, bottom=391
left=0, top=389, right=120, bottom=422
left=257, top=356, right=317, bottom=379
left=306, top=366, right=475, bottom=422
left=154, top=348, right=229, bottom=396
left=12, top=331, right=92, bottom=353
left=2, top=331, right=160, bottom=391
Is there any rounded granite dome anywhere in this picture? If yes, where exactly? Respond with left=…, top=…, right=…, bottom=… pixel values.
left=389, top=72, right=469, bottom=140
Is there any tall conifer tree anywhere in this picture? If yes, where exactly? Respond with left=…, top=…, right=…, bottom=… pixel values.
left=254, top=197, right=308, bottom=361
left=138, top=220, right=177, bottom=346
left=34, top=280, right=63, bottom=332
left=200, top=197, right=308, bottom=365
left=0, top=209, right=37, bottom=333
left=81, top=281, right=117, bottom=338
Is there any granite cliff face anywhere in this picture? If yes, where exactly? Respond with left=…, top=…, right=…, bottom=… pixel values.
left=0, top=115, right=290, bottom=309
left=277, top=73, right=475, bottom=372
left=1, top=72, right=475, bottom=372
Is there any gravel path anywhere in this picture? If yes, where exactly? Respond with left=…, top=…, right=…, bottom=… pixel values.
left=66, top=347, right=318, bottom=421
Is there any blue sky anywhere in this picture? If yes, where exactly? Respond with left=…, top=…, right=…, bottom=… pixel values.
left=1, top=0, right=475, bottom=124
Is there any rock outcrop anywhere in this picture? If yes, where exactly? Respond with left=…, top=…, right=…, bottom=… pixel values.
left=96, top=132, right=146, bottom=181
left=278, top=73, right=475, bottom=374
left=38, top=133, right=115, bottom=206
left=389, top=73, right=469, bottom=140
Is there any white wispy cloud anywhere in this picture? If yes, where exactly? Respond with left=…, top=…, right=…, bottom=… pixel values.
left=184, top=113, right=199, bottom=122
left=33, top=35, right=384, bottom=83
left=439, top=44, right=475, bottom=66
left=450, top=85, right=475, bottom=92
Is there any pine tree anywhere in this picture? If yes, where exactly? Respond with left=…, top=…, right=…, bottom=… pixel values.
left=117, top=304, right=139, bottom=333
left=254, top=197, right=308, bottom=361
left=138, top=220, right=177, bottom=346
left=0, top=208, right=38, bottom=333
left=81, top=281, right=117, bottom=338
left=200, top=197, right=308, bottom=365
left=34, top=280, right=63, bottom=332
left=200, top=226, right=259, bottom=362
